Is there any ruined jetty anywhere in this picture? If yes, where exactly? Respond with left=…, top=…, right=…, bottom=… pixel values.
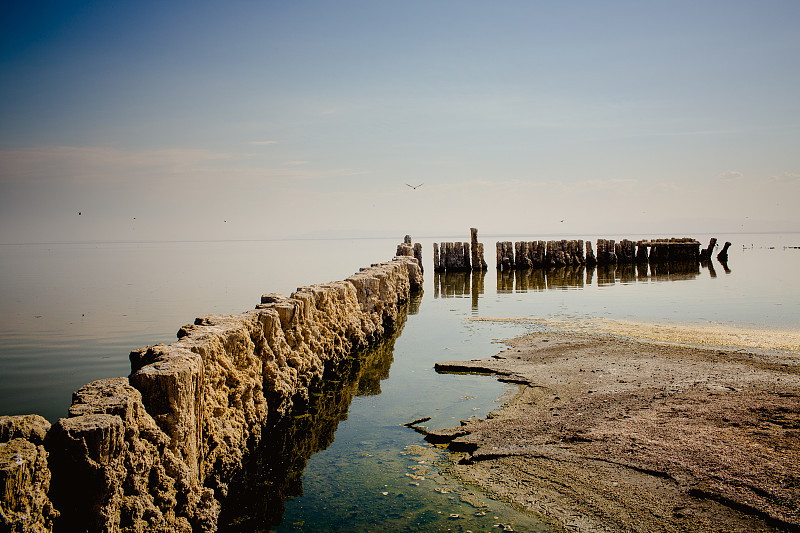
left=433, top=228, right=488, bottom=272
left=497, top=238, right=703, bottom=270
left=1, top=252, right=422, bottom=533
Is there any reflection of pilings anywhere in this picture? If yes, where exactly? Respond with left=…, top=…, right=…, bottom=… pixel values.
left=514, top=269, right=529, bottom=292
left=506, top=267, right=585, bottom=292
left=546, top=266, right=585, bottom=290
left=471, top=270, right=485, bottom=310
left=650, top=261, right=701, bottom=281
left=706, top=259, right=717, bottom=278
left=618, top=263, right=636, bottom=284
left=433, top=270, right=485, bottom=309
left=528, top=269, right=547, bottom=291
left=636, top=262, right=649, bottom=280
left=585, top=265, right=595, bottom=285
left=434, top=271, right=470, bottom=297
left=497, top=268, right=514, bottom=293
left=597, top=265, right=616, bottom=286
left=495, top=259, right=710, bottom=292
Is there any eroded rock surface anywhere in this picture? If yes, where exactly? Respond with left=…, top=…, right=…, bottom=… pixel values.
left=436, top=331, right=800, bottom=533
left=1, top=415, right=56, bottom=533
left=2, top=256, right=422, bottom=532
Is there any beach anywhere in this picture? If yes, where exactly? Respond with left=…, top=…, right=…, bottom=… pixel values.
left=434, top=321, right=800, bottom=532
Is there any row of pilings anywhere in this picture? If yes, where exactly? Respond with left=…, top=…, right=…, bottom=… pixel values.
left=496, top=238, right=705, bottom=270
left=433, top=228, right=488, bottom=272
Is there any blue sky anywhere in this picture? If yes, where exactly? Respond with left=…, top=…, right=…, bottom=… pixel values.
left=2, top=1, right=799, bottom=243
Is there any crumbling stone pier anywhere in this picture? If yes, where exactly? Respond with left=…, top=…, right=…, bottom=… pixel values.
left=1, top=251, right=423, bottom=533
left=396, top=235, right=423, bottom=273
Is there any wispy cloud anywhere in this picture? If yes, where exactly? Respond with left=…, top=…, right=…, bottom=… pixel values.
left=0, top=145, right=375, bottom=194
left=580, top=178, right=639, bottom=189
left=284, top=168, right=371, bottom=180
left=769, top=172, right=800, bottom=183
left=0, top=146, right=231, bottom=184
left=249, top=140, right=278, bottom=146
left=719, top=170, right=743, bottom=180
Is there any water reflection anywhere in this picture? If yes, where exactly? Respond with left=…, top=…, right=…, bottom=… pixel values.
left=219, top=308, right=408, bottom=531
left=470, top=260, right=722, bottom=295
left=433, top=270, right=485, bottom=311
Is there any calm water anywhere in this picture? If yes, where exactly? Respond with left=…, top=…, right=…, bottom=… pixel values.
left=1, top=232, right=799, bottom=531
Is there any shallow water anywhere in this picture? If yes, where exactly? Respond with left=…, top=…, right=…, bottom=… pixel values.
left=1, top=232, right=798, bottom=531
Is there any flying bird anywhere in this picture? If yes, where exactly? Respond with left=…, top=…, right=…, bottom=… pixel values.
left=406, top=183, right=423, bottom=190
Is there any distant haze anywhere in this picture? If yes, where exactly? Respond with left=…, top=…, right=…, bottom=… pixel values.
left=2, top=1, right=799, bottom=243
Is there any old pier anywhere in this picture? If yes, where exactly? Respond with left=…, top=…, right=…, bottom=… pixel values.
left=1, top=247, right=422, bottom=533
left=496, top=237, right=703, bottom=270
left=433, top=228, right=488, bottom=272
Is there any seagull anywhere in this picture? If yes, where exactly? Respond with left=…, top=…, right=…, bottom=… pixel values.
left=406, top=183, right=423, bottom=190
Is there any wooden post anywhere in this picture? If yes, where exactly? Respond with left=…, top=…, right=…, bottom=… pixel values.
left=717, top=241, right=731, bottom=262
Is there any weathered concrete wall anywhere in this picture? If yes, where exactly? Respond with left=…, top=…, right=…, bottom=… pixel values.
left=2, top=256, right=422, bottom=533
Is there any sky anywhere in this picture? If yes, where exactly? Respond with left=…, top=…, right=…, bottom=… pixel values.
left=1, top=1, right=799, bottom=243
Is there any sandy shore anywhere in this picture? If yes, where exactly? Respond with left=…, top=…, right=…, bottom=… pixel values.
left=432, top=320, right=800, bottom=533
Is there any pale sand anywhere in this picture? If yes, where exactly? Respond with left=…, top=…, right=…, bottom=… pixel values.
left=469, top=316, right=800, bottom=356
left=433, top=318, right=800, bottom=533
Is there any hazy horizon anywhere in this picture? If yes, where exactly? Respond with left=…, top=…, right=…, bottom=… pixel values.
left=2, top=2, right=799, bottom=244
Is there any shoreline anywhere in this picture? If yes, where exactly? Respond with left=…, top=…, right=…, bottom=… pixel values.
left=433, top=321, right=800, bottom=532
